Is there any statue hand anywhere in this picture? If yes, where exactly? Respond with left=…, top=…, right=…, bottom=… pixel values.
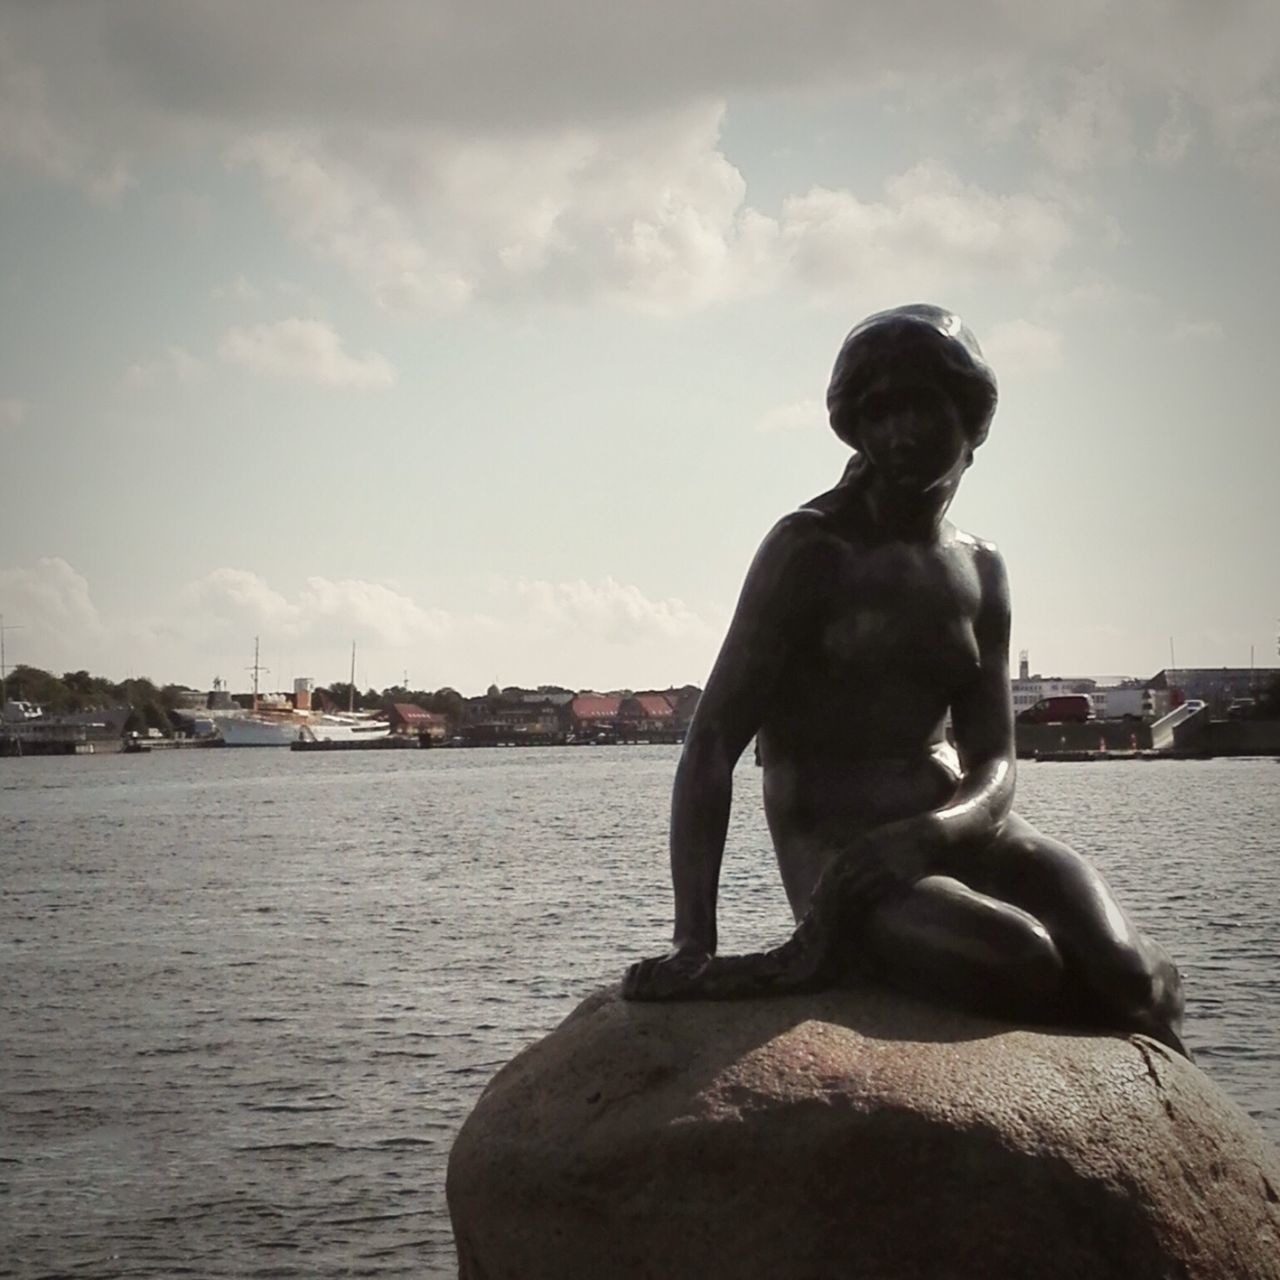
left=818, top=819, right=936, bottom=922
left=622, top=946, right=713, bottom=1001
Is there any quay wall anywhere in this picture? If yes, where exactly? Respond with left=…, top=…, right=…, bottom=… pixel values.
left=1015, top=721, right=1153, bottom=757
left=1016, top=717, right=1280, bottom=758
left=1205, top=719, right=1280, bottom=755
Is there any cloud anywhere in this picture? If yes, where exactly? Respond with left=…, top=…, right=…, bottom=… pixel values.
left=211, top=273, right=262, bottom=303
left=0, top=30, right=131, bottom=201
left=174, top=568, right=451, bottom=649
left=0, top=559, right=723, bottom=692
left=296, top=577, right=452, bottom=647
left=757, top=398, right=826, bottom=435
left=0, top=397, right=27, bottom=426
left=176, top=568, right=301, bottom=633
left=4, top=2, right=1279, bottom=324
left=1149, top=96, right=1195, bottom=167
left=121, top=345, right=204, bottom=390
left=0, top=559, right=107, bottom=672
left=218, top=318, right=395, bottom=389
left=7, top=2, right=1280, bottom=191
left=983, top=319, right=1064, bottom=374
left=231, top=119, right=1073, bottom=312
left=512, top=577, right=717, bottom=646
left=229, top=134, right=472, bottom=313
left=779, top=162, right=1071, bottom=299
left=1166, top=318, right=1225, bottom=343
left=1035, top=69, right=1134, bottom=173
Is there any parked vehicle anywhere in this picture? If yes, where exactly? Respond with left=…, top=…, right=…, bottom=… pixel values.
left=1016, top=694, right=1094, bottom=724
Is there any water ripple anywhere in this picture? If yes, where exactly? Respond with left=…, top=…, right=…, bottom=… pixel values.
left=1, top=749, right=1277, bottom=1277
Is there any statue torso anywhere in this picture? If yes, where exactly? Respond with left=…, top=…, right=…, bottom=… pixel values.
left=757, top=508, right=988, bottom=914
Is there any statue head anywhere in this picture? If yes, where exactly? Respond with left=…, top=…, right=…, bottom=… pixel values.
left=826, top=304, right=997, bottom=453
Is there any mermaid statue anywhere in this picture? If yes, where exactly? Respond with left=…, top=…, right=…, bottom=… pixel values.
left=623, top=304, right=1186, bottom=1058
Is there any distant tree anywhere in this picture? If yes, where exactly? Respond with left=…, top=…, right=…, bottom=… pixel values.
left=62, top=669, right=114, bottom=709
left=5, top=665, right=72, bottom=710
left=428, top=687, right=464, bottom=724
left=159, top=684, right=193, bottom=711
left=318, top=681, right=379, bottom=711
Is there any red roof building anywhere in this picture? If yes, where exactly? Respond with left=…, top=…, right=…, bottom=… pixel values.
left=569, top=694, right=621, bottom=732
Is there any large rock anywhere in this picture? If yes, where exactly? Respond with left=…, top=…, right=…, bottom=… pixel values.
left=448, top=984, right=1280, bottom=1279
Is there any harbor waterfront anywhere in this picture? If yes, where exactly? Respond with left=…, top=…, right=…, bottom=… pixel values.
left=3, top=749, right=1278, bottom=1278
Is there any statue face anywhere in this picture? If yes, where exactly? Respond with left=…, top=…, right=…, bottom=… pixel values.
left=852, top=381, right=970, bottom=493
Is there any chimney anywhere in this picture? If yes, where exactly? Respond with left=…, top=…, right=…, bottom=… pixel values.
left=1018, top=649, right=1030, bottom=681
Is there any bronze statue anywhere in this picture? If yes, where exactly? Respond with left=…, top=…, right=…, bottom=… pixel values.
left=623, top=304, right=1187, bottom=1058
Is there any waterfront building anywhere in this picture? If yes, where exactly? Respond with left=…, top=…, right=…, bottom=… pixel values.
left=1149, top=668, right=1280, bottom=717
left=1009, top=650, right=1096, bottom=717
left=617, top=693, right=676, bottom=736
left=568, top=694, right=622, bottom=737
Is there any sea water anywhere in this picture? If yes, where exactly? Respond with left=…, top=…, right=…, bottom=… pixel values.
left=3, top=749, right=1277, bottom=1277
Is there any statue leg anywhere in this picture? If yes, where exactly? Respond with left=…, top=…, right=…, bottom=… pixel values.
left=860, top=874, right=1068, bottom=1023
left=955, top=813, right=1186, bottom=1053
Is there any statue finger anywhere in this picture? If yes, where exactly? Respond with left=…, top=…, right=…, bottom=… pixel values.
left=622, top=955, right=660, bottom=998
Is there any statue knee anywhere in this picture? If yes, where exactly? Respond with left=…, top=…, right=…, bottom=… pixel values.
left=1105, top=950, right=1161, bottom=1021
left=1009, top=920, right=1064, bottom=993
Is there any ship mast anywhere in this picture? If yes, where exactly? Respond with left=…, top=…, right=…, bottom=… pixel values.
left=247, top=636, right=269, bottom=712
left=349, top=640, right=356, bottom=713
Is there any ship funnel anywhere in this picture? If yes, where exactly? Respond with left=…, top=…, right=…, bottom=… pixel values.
left=294, top=676, right=314, bottom=711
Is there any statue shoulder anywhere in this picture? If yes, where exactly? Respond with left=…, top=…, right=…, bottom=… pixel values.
left=740, top=508, right=837, bottom=601
left=951, top=527, right=1010, bottom=602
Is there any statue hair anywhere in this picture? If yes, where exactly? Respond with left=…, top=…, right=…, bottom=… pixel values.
left=826, top=303, right=998, bottom=450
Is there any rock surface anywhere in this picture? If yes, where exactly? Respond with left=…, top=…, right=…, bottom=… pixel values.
left=447, top=984, right=1280, bottom=1279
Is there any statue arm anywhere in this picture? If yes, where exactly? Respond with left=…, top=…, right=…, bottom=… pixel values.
left=930, top=541, right=1016, bottom=853
left=670, top=514, right=819, bottom=956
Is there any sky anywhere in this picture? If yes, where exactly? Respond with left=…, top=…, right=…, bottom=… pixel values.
left=1, top=1, right=1278, bottom=696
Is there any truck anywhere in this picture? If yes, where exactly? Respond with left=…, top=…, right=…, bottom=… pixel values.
left=1015, top=694, right=1094, bottom=724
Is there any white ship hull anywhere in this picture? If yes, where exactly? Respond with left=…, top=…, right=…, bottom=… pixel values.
left=217, top=712, right=391, bottom=747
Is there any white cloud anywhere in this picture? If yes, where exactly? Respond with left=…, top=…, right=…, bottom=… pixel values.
left=121, top=345, right=204, bottom=390
left=0, top=559, right=723, bottom=692
left=218, top=318, right=395, bottom=389
left=757, top=398, right=826, bottom=435
left=0, top=559, right=106, bottom=673
left=983, top=319, right=1065, bottom=373
left=0, top=397, right=27, bottom=426
left=176, top=568, right=301, bottom=634
left=212, top=273, right=262, bottom=303
left=512, top=576, right=716, bottom=646
left=1036, top=69, right=1134, bottom=174
left=231, top=121, right=1073, bottom=313
left=1040, top=276, right=1145, bottom=317
left=1166, top=318, right=1225, bottom=343
left=229, top=134, right=472, bottom=313
left=779, top=162, right=1072, bottom=298
left=174, top=568, right=451, bottom=649
left=296, top=577, right=452, bottom=647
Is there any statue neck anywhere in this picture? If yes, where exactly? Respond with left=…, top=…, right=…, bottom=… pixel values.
left=843, top=462, right=960, bottom=542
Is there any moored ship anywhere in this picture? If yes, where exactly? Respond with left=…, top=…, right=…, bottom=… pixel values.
left=216, top=707, right=392, bottom=746
left=1, top=699, right=131, bottom=754
left=212, top=672, right=392, bottom=747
